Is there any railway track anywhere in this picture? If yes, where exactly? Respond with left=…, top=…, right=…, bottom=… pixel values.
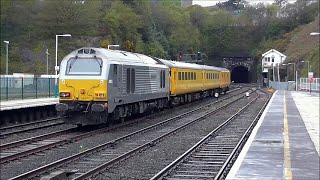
left=0, top=117, right=64, bottom=137
left=151, top=89, right=270, bottom=180
left=9, top=88, right=251, bottom=180
left=0, top=88, right=243, bottom=164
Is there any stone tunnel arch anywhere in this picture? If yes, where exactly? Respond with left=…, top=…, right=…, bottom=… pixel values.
left=231, top=66, right=249, bottom=83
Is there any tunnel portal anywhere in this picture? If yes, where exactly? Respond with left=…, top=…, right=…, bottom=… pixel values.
left=231, top=66, right=249, bottom=83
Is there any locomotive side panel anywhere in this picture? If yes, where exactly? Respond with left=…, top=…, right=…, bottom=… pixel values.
left=107, top=64, right=169, bottom=113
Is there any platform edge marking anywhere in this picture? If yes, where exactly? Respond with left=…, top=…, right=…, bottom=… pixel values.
left=284, top=91, right=292, bottom=180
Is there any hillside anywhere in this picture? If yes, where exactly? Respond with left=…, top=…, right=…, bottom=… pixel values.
left=284, top=16, right=320, bottom=78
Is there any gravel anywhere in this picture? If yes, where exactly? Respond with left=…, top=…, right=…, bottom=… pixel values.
left=0, top=89, right=248, bottom=179
left=95, top=92, right=263, bottom=179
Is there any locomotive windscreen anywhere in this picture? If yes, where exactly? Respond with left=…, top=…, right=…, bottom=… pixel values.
left=66, top=57, right=103, bottom=75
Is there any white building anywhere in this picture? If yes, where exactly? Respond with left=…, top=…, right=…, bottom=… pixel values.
left=261, top=49, right=286, bottom=73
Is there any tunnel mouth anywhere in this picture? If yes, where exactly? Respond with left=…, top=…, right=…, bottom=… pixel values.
left=231, top=66, right=249, bottom=83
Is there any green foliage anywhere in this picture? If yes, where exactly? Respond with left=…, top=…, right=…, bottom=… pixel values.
left=0, top=0, right=319, bottom=75
left=102, top=1, right=143, bottom=50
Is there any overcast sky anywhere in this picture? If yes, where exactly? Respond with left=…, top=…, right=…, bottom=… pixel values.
left=192, top=0, right=297, bottom=7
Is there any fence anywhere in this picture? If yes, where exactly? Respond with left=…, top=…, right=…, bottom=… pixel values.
left=268, top=80, right=295, bottom=90
left=0, top=77, right=56, bottom=101
left=299, top=78, right=320, bottom=92
left=268, top=78, right=320, bottom=92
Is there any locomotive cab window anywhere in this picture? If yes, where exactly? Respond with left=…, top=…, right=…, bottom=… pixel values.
left=66, top=57, right=102, bottom=75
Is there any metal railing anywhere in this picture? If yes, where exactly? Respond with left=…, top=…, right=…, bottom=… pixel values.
left=299, top=78, right=320, bottom=92
left=0, top=77, right=56, bottom=101
left=268, top=80, right=295, bottom=91
left=268, top=78, right=320, bottom=92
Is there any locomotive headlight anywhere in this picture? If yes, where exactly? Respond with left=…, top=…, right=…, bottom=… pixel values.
left=100, top=80, right=104, bottom=84
left=60, top=92, right=71, bottom=98
left=95, top=92, right=105, bottom=98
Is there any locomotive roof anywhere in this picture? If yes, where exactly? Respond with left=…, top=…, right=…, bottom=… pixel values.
left=63, top=48, right=229, bottom=72
left=65, top=47, right=167, bottom=67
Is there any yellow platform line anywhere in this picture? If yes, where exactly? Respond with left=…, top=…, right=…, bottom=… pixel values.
left=284, top=91, right=292, bottom=179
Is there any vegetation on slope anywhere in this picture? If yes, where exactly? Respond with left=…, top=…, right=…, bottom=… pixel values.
left=0, top=0, right=319, bottom=76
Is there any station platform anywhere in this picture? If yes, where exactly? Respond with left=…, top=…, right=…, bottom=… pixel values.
left=227, top=90, right=319, bottom=179
left=0, top=98, right=58, bottom=111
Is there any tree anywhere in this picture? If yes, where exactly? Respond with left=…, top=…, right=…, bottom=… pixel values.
left=102, top=1, right=143, bottom=51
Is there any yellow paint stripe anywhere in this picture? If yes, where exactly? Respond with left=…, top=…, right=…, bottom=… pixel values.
left=284, top=91, right=293, bottom=180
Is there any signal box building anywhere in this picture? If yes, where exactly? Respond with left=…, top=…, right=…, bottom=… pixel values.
left=261, top=49, right=286, bottom=87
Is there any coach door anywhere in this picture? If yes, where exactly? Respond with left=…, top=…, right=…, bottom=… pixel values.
left=109, top=64, right=123, bottom=104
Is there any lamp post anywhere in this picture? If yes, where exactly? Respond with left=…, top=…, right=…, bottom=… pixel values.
left=46, top=48, right=50, bottom=75
left=301, top=60, right=310, bottom=74
left=301, top=60, right=311, bottom=93
left=55, top=34, right=71, bottom=97
left=107, top=44, right=119, bottom=49
left=287, top=63, right=296, bottom=90
left=4, top=41, right=9, bottom=75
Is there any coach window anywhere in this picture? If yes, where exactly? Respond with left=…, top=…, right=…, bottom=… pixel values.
left=194, top=72, right=196, bottom=80
left=191, top=72, right=194, bottom=80
left=178, top=72, right=181, bottom=80
left=182, top=72, right=184, bottom=80
left=184, top=72, right=187, bottom=80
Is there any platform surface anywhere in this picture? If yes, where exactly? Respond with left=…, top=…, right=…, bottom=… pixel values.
left=0, top=98, right=58, bottom=111
left=227, top=90, right=320, bottom=179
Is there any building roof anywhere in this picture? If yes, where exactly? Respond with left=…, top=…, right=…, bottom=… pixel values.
left=262, top=49, right=286, bottom=57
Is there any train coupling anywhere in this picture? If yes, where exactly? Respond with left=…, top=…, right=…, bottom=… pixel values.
left=56, top=103, right=69, bottom=112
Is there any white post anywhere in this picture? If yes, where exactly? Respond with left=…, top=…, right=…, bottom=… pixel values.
left=295, top=70, right=298, bottom=91
left=54, top=34, right=71, bottom=97
left=277, top=63, right=280, bottom=82
left=272, top=63, right=275, bottom=82
left=4, top=41, right=9, bottom=75
left=55, top=35, right=58, bottom=97
left=6, top=43, right=8, bottom=75
left=46, top=48, right=49, bottom=75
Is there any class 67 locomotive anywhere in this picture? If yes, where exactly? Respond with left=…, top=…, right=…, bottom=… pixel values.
left=55, top=47, right=230, bottom=126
